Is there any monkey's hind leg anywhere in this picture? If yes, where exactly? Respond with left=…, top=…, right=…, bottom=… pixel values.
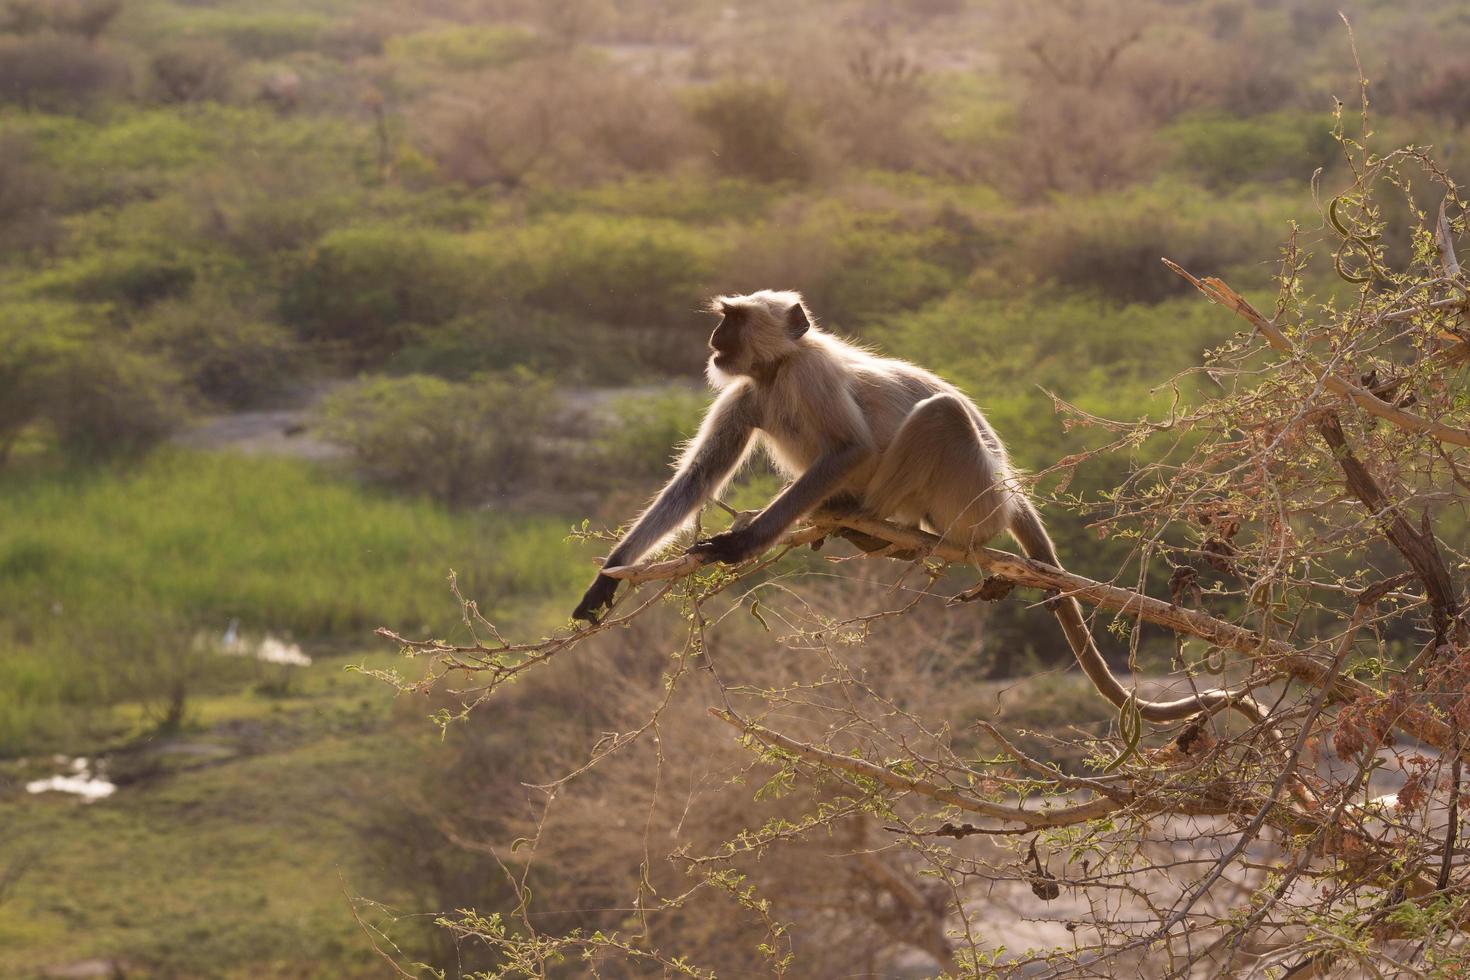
left=863, top=394, right=1013, bottom=546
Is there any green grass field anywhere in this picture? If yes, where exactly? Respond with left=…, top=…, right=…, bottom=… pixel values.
left=0, top=451, right=589, bottom=756
left=0, top=650, right=428, bottom=979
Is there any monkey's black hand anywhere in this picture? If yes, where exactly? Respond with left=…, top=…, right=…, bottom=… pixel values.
left=687, top=529, right=762, bottom=565
left=572, top=573, right=619, bottom=624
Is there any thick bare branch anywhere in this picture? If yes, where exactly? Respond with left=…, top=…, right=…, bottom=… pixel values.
left=606, top=516, right=1452, bottom=750
left=1316, top=411, right=1457, bottom=639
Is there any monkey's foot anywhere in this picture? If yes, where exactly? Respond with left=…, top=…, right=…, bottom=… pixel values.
left=687, top=528, right=761, bottom=565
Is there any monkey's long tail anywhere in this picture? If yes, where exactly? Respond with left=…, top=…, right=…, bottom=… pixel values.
left=1007, top=499, right=1269, bottom=727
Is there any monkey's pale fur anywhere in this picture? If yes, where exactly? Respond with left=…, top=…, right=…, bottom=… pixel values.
left=703, top=289, right=1016, bottom=546
left=573, top=291, right=1261, bottom=725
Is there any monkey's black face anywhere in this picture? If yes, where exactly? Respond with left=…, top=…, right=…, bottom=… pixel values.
left=708, top=309, right=746, bottom=370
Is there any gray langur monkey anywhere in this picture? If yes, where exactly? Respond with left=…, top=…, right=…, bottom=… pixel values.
left=572, top=290, right=1250, bottom=725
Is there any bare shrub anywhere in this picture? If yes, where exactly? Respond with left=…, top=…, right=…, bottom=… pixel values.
left=367, top=584, right=1011, bottom=976
left=0, top=32, right=130, bottom=109
left=985, top=1, right=1265, bottom=195
left=996, top=89, right=1158, bottom=196
left=50, top=0, right=120, bottom=41
left=688, top=78, right=816, bottom=183
left=741, top=22, right=942, bottom=174
left=417, top=55, right=696, bottom=189
left=1, top=0, right=121, bottom=39
left=1403, top=59, right=1470, bottom=125
left=149, top=39, right=237, bottom=104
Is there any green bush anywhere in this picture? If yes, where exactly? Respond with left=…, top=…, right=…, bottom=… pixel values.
left=541, top=174, right=781, bottom=224
left=0, top=299, right=94, bottom=464
left=20, top=109, right=224, bottom=206
left=873, top=292, right=1230, bottom=471
left=50, top=345, right=190, bottom=459
left=35, top=246, right=196, bottom=306
left=0, top=132, right=59, bottom=255
left=389, top=311, right=650, bottom=385
left=1021, top=179, right=1295, bottom=303
left=0, top=299, right=191, bottom=461
left=164, top=10, right=331, bottom=59
left=136, top=293, right=299, bottom=408
left=319, top=371, right=558, bottom=506
left=384, top=23, right=542, bottom=72
left=283, top=225, right=485, bottom=354
left=20, top=105, right=352, bottom=210
left=1162, top=112, right=1336, bottom=188
left=724, top=200, right=966, bottom=329
left=505, top=213, right=716, bottom=327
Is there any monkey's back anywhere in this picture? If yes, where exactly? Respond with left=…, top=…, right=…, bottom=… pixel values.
left=756, top=331, right=1016, bottom=507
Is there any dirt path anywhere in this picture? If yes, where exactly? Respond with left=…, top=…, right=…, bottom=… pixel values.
left=171, top=407, right=346, bottom=459
left=170, top=381, right=346, bottom=459
left=171, top=382, right=691, bottom=460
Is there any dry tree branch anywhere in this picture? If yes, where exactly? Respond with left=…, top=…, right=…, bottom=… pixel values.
left=376, top=129, right=1470, bottom=977
left=1163, top=258, right=1470, bottom=449
left=603, top=515, right=1451, bottom=750
left=709, top=706, right=1137, bottom=829
left=710, top=703, right=1441, bottom=908
left=1314, top=412, right=1457, bottom=640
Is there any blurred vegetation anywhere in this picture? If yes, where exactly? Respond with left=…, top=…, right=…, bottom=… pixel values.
left=3, top=0, right=1470, bottom=974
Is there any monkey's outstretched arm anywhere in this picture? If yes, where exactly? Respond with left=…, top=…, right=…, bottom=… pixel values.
left=686, top=443, right=869, bottom=564
left=689, top=381, right=873, bottom=565
left=572, top=386, right=757, bottom=623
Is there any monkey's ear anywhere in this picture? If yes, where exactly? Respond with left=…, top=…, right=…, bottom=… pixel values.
left=786, top=303, right=810, bottom=339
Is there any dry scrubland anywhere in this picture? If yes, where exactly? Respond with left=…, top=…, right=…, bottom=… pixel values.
left=5, top=0, right=1470, bottom=976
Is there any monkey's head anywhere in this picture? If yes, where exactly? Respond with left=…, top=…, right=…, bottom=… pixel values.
left=705, top=290, right=812, bottom=386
